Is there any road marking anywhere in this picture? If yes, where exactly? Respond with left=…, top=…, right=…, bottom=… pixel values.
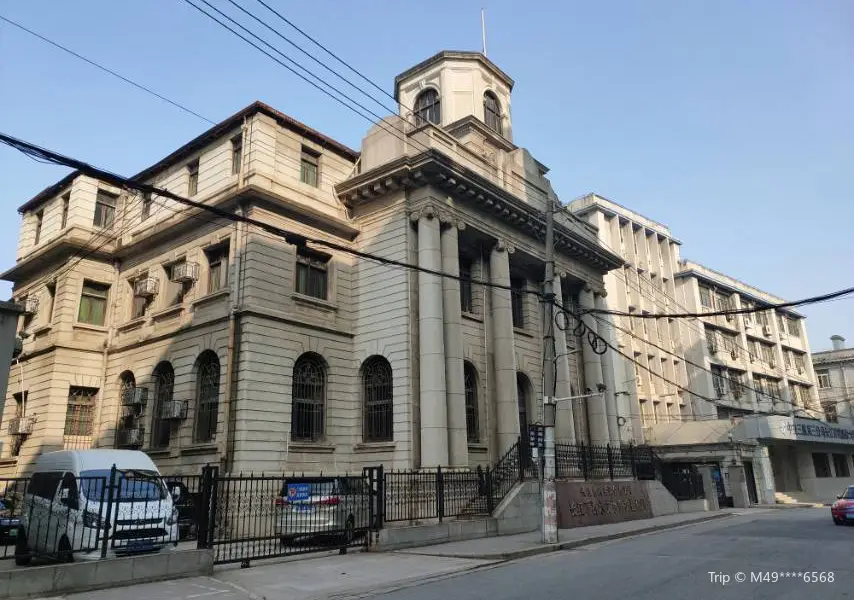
left=186, top=591, right=229, bottom=599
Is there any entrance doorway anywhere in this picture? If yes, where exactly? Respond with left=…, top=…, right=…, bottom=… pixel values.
left=743, top=461, right=759, bottom=504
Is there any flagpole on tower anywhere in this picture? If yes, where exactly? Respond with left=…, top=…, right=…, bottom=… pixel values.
left=481, top=8, right=487, bottom=56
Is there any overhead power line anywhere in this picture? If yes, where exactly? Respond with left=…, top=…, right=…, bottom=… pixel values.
left=0, top=132, right=540, bottom=298
left=0, top=15, right=215, bottom=125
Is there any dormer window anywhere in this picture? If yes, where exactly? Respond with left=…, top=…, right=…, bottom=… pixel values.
left=414, top=89, right=440, bottom=126
left=483, top=91, right=502, bottom=134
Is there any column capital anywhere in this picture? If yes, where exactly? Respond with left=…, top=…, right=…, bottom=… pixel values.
left=439, top=212, right=466, bottom=231
left=409, top=202, right=440, bottom=223
left=493, top=239, right=515, bottom=255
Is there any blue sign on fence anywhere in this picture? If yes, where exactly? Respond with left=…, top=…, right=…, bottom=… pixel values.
left=287, top=483, right=311, bottom=502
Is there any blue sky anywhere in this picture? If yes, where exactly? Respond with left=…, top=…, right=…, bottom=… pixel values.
left=0, top=0, right=851, bottom=350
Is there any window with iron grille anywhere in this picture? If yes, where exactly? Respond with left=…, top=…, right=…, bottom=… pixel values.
left=483, top=91, right=502, bottom=134
left=206, top=242, right=229, bottom=294
left=777, top=313, right=787, bottom=334
left=789, top=383, right=801, bottom=407
left=768, top=378, right=781, bottom=402
left=77, top=281, right=109, bottom=326
left=464, top=362, right=479, bottom=442
left=150, top=361, right=175, bottom=448
left=116, top=371, right=138, bottom=446
left=93, top=190, right=117, bottom=229
left=817, top=370, right=831, bottom=389
left=291, top=354, right=326, bottom=441
left=787, top=316, right=801, bottom=337
left=794, top=353, right=806, bottom=374
left=141, top=192, right=152, bottom=220
left=64, top=387, right=97, bottom=438
left=194, top=351, right=220, bottom=443
left=362, top=356, right=392, bottom=442
left=511, top=278, right=525, bottom=328
left=231, top=135, right=242, bottom=175
left=752, top=375, right=766, bottom=401
left=300, top=147, right=319, bottom=187
left=729, top=371, right=744, bottom=398
left=459, top=257, right=473, bottom=313
left=711, top=366, right=727, bottom=397
left=761, top=343, right=775, bottom=366
left=187, top=160, right=199, bottom=196
left=414, top=89, right=440, bottom=126
left=824, top=402, right=839, bottom=424
left=296, top=249, right=329, bottom=300
left=130, top=275, right=152, bottom=319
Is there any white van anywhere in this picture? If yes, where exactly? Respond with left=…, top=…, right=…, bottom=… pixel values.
left=15, top=449, right=179, bottom=564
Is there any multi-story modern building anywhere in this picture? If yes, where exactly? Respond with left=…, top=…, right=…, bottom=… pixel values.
left=570, top=194, right=847, bottom=504
left=0, top=51, right=625, bottom=478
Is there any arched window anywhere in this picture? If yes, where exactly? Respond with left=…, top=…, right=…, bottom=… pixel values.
left=194, top=351, right=221, bottom=443
left=464, top=362, right=480, bottom=442
left=119, top=371, right=136, bottom=405
left=151, top=361, right=175, bottom=449
left=414, top=89, right=440, bottom=126
left=483, top=91, right=502, bottom=134
left=116, top=371, right=139, bottom=448
left=362, top=356, right=393, bottom=442
left=291, top=353, right=326, bottom=442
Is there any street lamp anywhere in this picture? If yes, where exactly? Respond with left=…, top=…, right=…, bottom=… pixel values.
left=541, top=390, right=605, bottom=544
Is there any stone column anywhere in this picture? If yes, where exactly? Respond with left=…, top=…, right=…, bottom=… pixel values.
left=412, top=206, right=449, bottom=468
left=595, top=292, right=620, bottom=445
left=490, top=240, right=520, bottom=454
left=552, top=274, right=575, bottom=443
left=755, top=446, right=776, bottom=504
left=579, top=286, right=608, bottom=445
left=697, top=466, right=720, bottom=511
left=727, top=464, right=752, bottom=508
left=440, top=216, right=469, bottom=468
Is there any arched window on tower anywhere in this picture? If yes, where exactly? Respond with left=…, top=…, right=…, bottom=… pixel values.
left=483, top=91, right=502, bottom=134
left=414, top=89, right=440, bottom=126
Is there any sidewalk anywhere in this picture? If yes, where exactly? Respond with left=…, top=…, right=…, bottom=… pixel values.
left=397, top=510, right=740, bottom=561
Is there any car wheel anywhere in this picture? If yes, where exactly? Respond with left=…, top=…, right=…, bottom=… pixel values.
left=834, top=517, right=843, bottom=525
left=58, top=536, right=74, bottom=563
left=14, top=527, right=30, bottom=567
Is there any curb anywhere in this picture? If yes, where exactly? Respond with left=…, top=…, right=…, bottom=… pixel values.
left=764, top=503, right=827, bottom=509
left=411, top=512, right=734, bottom=561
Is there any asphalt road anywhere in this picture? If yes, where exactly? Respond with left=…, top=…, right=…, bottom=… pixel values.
left=371, top=509, right=852, bottom=600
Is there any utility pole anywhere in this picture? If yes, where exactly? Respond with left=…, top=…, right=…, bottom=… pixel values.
left=542, top=198, right=558, bottom=544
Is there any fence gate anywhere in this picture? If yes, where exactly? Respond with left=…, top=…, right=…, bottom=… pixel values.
left=198, top=469, right=373, bottom=567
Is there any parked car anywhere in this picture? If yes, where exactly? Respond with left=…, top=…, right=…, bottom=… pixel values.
left=831, top=485, right=854, bottom=525
left=274, top=477, right=370, bottom=546
left=0, top=499, right=20, bottom=545
left=15, top=449, right=179, bottom=565
left=163, top=480, right=201, bottom=541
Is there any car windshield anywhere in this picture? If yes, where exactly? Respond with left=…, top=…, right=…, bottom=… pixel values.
left=79, top=469, right=167, bottom=502
left=843, top=487, right=854, bottom=500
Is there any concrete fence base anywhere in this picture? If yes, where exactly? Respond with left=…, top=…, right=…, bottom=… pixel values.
left=1, top=549, right=214, bottom=599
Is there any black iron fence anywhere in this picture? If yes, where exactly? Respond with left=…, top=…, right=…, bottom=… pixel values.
left=554, top=443, right=657, bottom=481
left=660, top=470, right=705, bottom=501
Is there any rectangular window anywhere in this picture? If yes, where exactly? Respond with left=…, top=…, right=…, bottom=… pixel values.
left=93, top=190, right=117, bottom=229
left=300, top=147, right=319, bottom=187
left=61, top=193, right=69, bottom=229
left=753, top=375, right=766, bottom=400
left=187, top=160, right=199, bottom=196
left=742, top=299, right=753, bottom=325
left=756, top=309, right=769, bottom=327
left=459, top=257, right=473, bottom=313
left=777, top=313, right=787, bottom=335
left=33, top=210, right=44, bottom=246
left=706, top=328, right=718, bottom=354
left=45, top=283, right=56, bottom=323
left=785, top=350, right=794, bottom=370
left=206, top=243, right=230, bottom=293
left=141, top=192, right=152, bottom=220
left=794, top=353, right=805, bottom=374
left=787, top=316, right=800, bottom=337
left=699, top=285, right=713, bottom=309
left=789, top=383, right=800, bottom=407
left=77, top=281, right=109, bottom=326
left=130, top=275, right=153, bottom=319
left=761, top=344, right=775, bottom=366
left=817, top=370, right=831, bottom=389
left=510, top=277, right=525, bottom=329
left=711, top=365, right=727, bottom=397
left=231, top=135, right=242, bottom=175
left=824, top=402, right=839, bottom=424
left=166, top=262, right=192, bottom=306
left=729, top=371, right=744, bottom=398
left=64, top=386, right=97, bottom=438
left=716, top=292, right=732, bottom=313
left=833, top=453, right=850, bottom=477
left=812, top=453, right=831, bottom=478
left=768, top=379, right=781, bottom=402
left=295, top=249, right=330, bottom=300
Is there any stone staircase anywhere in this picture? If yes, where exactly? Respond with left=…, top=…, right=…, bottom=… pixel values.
left=774, top=491, right=826, bottom=507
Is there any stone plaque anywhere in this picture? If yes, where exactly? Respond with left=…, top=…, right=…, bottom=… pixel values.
left=556, top=481, right=653, bottom=528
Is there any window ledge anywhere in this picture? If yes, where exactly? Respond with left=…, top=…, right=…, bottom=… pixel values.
left=461, top=311, right=483, bottom=323
left=151, top=305, right=184, bottom=321
left=181, top=443, right=217, bottom=456
left=145, top=448, right=172, bottom=457
left=354, top=442, right=396, bottom=453
left=73, top=322, right=108, bottom=333
left=30, top=324, right=52, bottom=336
left=117, top=316, right=147, bottom=332
left=292, top=293, right=338, bottom=312
left=288, top=442, right=336, bottom=453
left=192, top=289, right=230, bottom=308
left=0, top=458, right=18, bottom=467
left=468, top=443, right=488, bottom=452
left=514, top=327, right=534, bottom=338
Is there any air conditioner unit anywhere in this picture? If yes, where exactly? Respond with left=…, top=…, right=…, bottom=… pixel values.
left=8, top=416, right=34, bottom=436
left=730, top=350, right=738, bottom=360
left=160, top=400, right=188, bottom=420
left=19, top=296, right=39, bottom=316
left=117, top=426, right=144, bottom=447
left=134, top=277, right=159, bottom=298
left=169, top=262, right=199, bottom=284
left=763, top=325, right=773, bottom=336
left=121, top=386, right=149, bottom=406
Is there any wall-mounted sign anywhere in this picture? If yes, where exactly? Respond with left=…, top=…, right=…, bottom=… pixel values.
left=556, top=481, right=653, bottom=528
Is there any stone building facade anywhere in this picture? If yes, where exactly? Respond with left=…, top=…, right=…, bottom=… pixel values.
left=1, top=51, right=623, bottom=477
